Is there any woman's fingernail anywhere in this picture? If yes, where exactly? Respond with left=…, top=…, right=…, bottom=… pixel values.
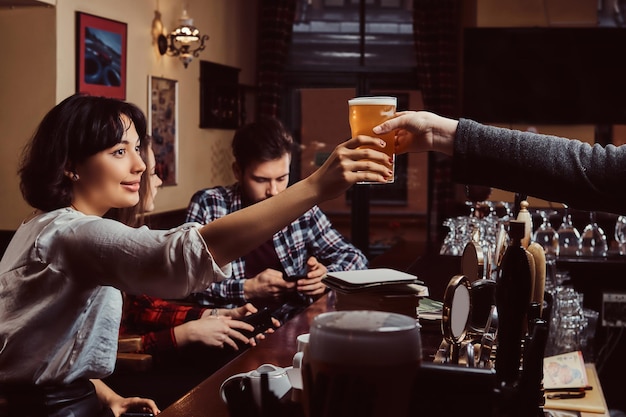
left=373, top=126, right=381, bottom=133
left=389, top=157, right=393, bottom=164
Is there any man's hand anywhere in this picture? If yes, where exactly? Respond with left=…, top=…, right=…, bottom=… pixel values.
left=295, top=256, right=328, bottom=296
left=243, top=268, right=296, bottom=301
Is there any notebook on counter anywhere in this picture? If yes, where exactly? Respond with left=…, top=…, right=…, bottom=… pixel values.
left=323, top=268, right=428, bottom=295
left=324, top=269, right=429, bottom=318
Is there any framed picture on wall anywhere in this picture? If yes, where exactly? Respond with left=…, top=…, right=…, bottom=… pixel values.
left=76, top=12, right=127, bottom=99
left=148, top=76, right=178, bottom=186
left=199, top=61, right=241, bottom=129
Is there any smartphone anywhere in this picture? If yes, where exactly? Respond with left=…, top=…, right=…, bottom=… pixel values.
left=239, top=307, right=275, bottom=338
left=120, top=413, right=154, bottom=417
left=284, top=274, right=306, bottom=283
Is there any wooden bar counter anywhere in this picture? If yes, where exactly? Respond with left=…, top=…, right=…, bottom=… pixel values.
left=158, top=292, right=442, bottom=417
left=158, top=245, right=613, bottom=417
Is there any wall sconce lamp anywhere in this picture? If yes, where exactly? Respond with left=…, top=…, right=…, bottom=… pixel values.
left=157, top=8, right=209, bottom=68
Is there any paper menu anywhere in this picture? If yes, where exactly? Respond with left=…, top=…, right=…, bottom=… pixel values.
left=544, top=364, right=607, bottom=415
left=543, top=351, right=588, bottom=390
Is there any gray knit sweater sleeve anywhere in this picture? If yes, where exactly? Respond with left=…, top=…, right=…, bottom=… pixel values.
left=453, top=119, right=626, bottom=215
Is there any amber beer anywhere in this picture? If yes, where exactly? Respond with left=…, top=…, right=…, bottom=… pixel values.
left=348, top=96, right=397, bottom=183
left=301, top=310, right=422, bottom=417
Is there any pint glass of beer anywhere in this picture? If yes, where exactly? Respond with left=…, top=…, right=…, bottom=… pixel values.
left=348, top=96, right=397, bottom=184
left=301, top=310, right=422, bottom=417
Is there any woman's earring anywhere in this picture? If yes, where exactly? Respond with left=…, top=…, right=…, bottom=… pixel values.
left=71, top=173, right=79, bottom=181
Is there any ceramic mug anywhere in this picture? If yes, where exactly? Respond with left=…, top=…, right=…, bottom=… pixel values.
left=302, top=310, right=422, bottom=417
left=293, top=333, right=310, bottom=369
left=219, top=363, right=292, bottom=409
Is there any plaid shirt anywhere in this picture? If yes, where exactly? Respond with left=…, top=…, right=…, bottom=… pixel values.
left=185, top=183, right=368, bottom=308
left=119, top=294, right=207, bottom=356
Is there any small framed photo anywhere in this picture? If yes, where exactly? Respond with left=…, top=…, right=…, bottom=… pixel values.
left=76, top=12, right=127, bottom=99
left=148, top=76, right=179, bottom=186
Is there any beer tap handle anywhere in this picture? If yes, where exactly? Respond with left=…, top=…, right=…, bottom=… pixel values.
left=519, top=319, right=549, bottom=416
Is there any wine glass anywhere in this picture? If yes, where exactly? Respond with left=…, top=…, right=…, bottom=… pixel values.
left=532, top=210, right=559, bottom=257
left=502, top=202, right=514, bottom=219
left=579, top=211, right=608, bottom=257
left=556, top=205, right=581, bottom=257
left=614, top=215, right=626, bottom=255
left=465, top=200, right=477, bottom=218
left=440, top=218, right=457, bottom=255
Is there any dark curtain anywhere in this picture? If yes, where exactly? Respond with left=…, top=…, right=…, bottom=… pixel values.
left=255, top=0, right=462, bottom=247
left=412, top=0, right=463, bottom=248
left=256, top=0, right=296, bottom=118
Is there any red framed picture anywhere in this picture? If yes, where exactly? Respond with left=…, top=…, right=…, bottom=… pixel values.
left=76, top=12, right=127, bottom=99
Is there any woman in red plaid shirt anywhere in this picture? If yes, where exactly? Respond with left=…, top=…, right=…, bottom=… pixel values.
left=116, top=138, right=278, bottom=358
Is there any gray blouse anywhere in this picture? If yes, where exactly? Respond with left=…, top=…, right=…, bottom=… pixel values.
left=454, top=119, right=626, bottom=215
left=0, top=208, right=229, bottom=385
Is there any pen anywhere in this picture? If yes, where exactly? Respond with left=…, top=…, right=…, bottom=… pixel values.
left=546, top=392, right=586, bottom=400
left=544, top=385, right=593, bottom=392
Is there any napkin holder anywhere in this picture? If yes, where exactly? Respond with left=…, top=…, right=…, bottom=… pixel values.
left=323, top=269, right=428, bottom=319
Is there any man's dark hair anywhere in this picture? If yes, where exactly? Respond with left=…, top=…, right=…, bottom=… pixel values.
left=231, top=117, right=294, bottom=172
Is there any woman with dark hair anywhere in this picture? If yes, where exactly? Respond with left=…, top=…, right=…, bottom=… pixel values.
left=0, top=94, right=392, bottom=417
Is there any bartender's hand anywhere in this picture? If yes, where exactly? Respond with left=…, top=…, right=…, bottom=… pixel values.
left=373, top=111, right=458, bottom=156
left=295, top=256, right=328, bottom=296
left=243, top=268, right=296, bottom=301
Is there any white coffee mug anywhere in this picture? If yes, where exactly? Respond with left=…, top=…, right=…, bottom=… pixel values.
left=293, top=333, right=310, bottom=369
left=297, top=333, right=310, bottom=352
left=220, top=364, right=292, bottom=408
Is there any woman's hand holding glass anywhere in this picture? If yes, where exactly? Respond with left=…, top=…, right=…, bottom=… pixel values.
left=307, top=135, right=394, bottom=199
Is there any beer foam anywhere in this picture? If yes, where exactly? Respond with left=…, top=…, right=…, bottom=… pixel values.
left=308, top=310, right=421, bottom=365
left=348, top=96, right=397, bottom=106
